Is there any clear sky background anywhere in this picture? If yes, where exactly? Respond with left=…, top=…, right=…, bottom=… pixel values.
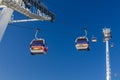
left=0, top=0, right=120, bottom=80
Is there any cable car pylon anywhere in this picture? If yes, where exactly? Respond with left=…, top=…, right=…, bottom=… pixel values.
left=103, top=28, right=112, bottom=80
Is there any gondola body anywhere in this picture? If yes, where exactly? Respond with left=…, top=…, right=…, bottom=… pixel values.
left=92, top=37, right=97, bottom=42
left=30, top=39, right=48, bottom=55
left=75, top=37, right=89, bottom=51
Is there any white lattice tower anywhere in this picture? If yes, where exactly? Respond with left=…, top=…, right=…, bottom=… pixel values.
left=106, top=40, right=111, bottom=80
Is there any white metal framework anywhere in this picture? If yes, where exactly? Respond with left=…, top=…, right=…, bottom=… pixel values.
left=103, top=28, right=112, bottom=80
left=0, top=0, right=55, bottom=21
left=106, top=40, right=111, bottom=80
left=0, top=8, right=13, bottom=42
left=11, top=19, right=39, bottom=23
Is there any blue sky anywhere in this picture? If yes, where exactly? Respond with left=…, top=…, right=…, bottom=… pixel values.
left=0, top=0, right=120, bottom=80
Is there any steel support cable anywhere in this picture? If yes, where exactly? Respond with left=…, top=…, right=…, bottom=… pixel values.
left=8, top=1, right=86, bottom=34
left=43, top=0, right=64, bottom=12
left=43, top=0, right=74, bottom=24
left=42, top=0, right=84, bottom=29
left=9, top=23, right=35, bottom=30
left=43, top=0, right=98, bottom=31
left=8, top=23, right=76, bottom=37
left=8, top=0, right=82, bottom=30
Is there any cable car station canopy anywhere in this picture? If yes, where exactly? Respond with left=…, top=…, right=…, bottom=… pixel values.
left=0, top=0, right=55, bottom=21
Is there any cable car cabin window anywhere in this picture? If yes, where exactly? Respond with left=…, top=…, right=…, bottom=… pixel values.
left=92, top=37, right=97, bottom=40
left=76, top=39, right=88, bottom=44
left=31, top=40, right=45, bottom=46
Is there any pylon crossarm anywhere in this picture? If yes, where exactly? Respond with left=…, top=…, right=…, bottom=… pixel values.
left=10, top=19, right=40, bottom=23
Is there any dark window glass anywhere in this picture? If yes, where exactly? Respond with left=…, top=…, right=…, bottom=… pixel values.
left=31, top=40, right=45, bottom=46
left=77, top=38, right=87, bottom=44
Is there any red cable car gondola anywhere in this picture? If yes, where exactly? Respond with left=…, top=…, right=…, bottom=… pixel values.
left=30, top=28, right=48, bottom=55
left=30, top=39, right=48, bottom=55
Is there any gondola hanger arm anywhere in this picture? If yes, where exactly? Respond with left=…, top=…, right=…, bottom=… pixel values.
left=35, top=28, right=40, bottom=39
left=83, top=27, right=87, bottom=37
